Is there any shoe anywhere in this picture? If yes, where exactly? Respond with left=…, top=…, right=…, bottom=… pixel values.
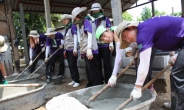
left=73, top=83, right=80, bottom=87
left=58, top=75, right=66, bottom=79
left=163, top=102, right=171, bottom=109
left=46, top=79, right=51, bottom=84
left=0, top=80, right=8, bottom=84
left=68, top=81, right=75, bottom=85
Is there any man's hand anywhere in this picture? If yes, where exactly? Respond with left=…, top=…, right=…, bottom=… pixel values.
left=41, top=47, right=45, bottom=52
left=108, top=74, right=117, bottom=87
left=129, top=56, right=135, bottom=65
left=45, top=58, right=49, bottom=62
left=29, top=60, right=33, bottom=65
left=86, top=49, right=93, bottom=60
left=130, top=87, right=142, bottom=101
left=168, top=55, right=176, bottom=65
left=59, top=45, right=63, bottom=49
left=73, top=49, right=77, bottom=56
left=109, top=42, right=114, bottom=52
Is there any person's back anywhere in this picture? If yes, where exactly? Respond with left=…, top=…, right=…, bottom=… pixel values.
left=137, top=16, right=184, bottom=52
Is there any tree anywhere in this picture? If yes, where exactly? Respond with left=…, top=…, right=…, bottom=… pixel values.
left=172, top=12, right=182, bottom=16
left=155, top=9, right=166, bottom=16
left=140, top=6, right=152, bottom=21
left=13, top=12, right=47, bottom=47
left=122, top=11, right=133, bottom=21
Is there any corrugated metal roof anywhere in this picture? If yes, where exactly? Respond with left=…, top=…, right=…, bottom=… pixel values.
left=11, top=0, right=157, bottom=17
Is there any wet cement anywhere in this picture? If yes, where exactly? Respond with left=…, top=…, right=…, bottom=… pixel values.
left=46, top=84, right=155, bottom=110
left=90, top=98, right=142, bottom=110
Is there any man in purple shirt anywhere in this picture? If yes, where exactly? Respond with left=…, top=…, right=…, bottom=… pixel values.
left=28, top=30, right=47, bottom=73
left=116, top=16, right=184, bottom=110
left=45, top=28, right=65, bottom=83
left=58, top=14, right=80, bottom=87
left=72, top=7, right=103, bottom=87
left=89, top=3, right=113, bottom=84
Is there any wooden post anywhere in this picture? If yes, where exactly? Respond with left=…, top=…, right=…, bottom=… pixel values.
left=19, top=3, right=29, bottom=66
left=44, top=0, right=52, bottom=28
left=5, top=0, right=20, bottom=74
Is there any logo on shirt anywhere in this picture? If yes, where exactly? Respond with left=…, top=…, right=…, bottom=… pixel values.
left=138, top=44, right=143, bottom=50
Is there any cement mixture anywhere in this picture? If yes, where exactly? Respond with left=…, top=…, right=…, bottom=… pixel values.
left=46, top=96, right=142, bottom=110
left=90, top=98, right=142, bottom=110
left=46, top=83, right=156, bottom=110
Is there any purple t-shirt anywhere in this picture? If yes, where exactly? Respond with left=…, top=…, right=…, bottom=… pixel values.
left=31, top=34, right=46, bottom=53
left=137, top=16, right=184, bottom=53
left=46, top=32, right=64, bottom=54
left=83, top=19, right=92, bottom=34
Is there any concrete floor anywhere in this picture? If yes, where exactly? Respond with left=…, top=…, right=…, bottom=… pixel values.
left=36, top=77, right=170, bottom=110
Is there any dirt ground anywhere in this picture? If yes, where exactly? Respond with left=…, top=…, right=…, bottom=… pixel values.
left=35, top=76, right=171, bottom=110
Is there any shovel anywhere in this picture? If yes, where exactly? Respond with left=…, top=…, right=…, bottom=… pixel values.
left=27, top=48, right=60, bottom=79
left=86, top=62, right=134, bottom=106
left=115, top=64, right=171, bottom=110
left=0, top=83, right=42, bottom=87
left=13, top=51, right=42, bottom=80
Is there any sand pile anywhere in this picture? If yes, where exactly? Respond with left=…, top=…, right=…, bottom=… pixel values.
left=46, top=95, right=91, bottom=110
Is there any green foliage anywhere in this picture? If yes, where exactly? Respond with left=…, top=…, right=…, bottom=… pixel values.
left=140, top=6, right=152, bottom=21
left=122, top=11, right=133, bottom=21
left=155, top=9, right=166, bottom=16
left=136, top=16, right=142, bottom=21
left=13, top=12, right=47, bottom=47
left=172, top=12, right=182, bottom=16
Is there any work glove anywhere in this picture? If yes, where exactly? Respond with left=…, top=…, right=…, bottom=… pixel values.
left=109, top=42, right=114, bottom=52
left=29, top=60, right=33, bottom=65
left=86, top=49, right=93, bottom=60
left=108, top=74, right=117, bottom=87
left=59, top=45, right=63, bottom=49
left=45, top=58, right=49, bottom=62
left=64, top=51, right=67, bottom=59
left=129, top=56, right=135, bottom=65
left=73, top=49, right=77, bottom=56
left=168, top=56, right=176, bottom=65
left=41, top=47, right=45, bottom=52
left=130, top=87, right=142, bottom=101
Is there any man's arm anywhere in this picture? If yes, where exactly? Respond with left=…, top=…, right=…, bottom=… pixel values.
left=131, top=47, right=152, bottom=100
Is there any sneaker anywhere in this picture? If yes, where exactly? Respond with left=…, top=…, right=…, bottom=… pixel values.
left=163, top=102, right=171, bottom=109
left=68, top=81, right=75, bottom=85
left=46, top=79, right=51, bottom=84
left=73, top=83, right=80, bottom=87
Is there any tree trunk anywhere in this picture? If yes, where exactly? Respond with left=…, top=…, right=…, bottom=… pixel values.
left=5, top=0, right=20, bottom=73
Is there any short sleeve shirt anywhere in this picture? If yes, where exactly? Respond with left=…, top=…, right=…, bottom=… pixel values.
left=84, top=19, right=92, bottom=34
left=46, top=32, right=64, bottom=54
left=137, top=16, right=184, bottom=53
left=71, top=24, right=77, bottom=35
